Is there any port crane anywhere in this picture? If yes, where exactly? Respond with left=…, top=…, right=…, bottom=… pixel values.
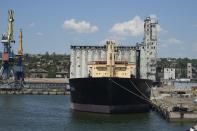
left=0, top=10, right=15, bottom=82
left=0, top=10, right=24, bottom=88
left=14, top=29, right=24, bottom=87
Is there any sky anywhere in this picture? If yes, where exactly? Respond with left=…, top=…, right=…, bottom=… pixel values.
left=0, top=0, right=197, bottom=58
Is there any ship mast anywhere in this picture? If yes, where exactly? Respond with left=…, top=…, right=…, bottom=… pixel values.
left=106, top=41, right=115, bottom=77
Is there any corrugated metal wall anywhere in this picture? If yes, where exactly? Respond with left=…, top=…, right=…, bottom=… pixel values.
left=70, top=46, right=136, bottom=78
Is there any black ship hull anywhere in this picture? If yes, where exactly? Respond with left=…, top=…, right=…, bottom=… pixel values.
left=69, top=77, right=152, bottom=114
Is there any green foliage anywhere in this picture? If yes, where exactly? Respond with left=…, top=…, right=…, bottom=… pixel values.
left=23, top=53, right=70, bottom=78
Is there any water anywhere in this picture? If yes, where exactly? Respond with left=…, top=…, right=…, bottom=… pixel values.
left=0, top=95, right=194, bottom=131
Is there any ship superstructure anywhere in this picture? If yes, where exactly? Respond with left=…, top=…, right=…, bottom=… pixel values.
left=88, top=41, right=135, bottom=78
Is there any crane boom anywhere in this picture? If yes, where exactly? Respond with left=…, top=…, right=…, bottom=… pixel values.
left=18, top=29, right=23, bottom=56
left=7, top=10, right=15, bottom=43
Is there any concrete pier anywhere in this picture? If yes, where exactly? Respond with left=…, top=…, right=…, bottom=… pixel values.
left=0, top=78, right=69, bottom=95
left=152, top=100, right=197, bottom=122
left=151, top=85, right=197, bottom=122
left=0, top=88, right=69, bottom=95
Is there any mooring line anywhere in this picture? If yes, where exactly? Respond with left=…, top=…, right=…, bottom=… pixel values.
left=129, top=80, right=148, bottom=100
left=110, top=78, right=151, bottom=104
left=145, top=81, right=157, bottom=104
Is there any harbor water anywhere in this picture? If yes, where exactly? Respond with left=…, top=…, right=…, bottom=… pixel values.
left=0, top=95, right=194, bottom=131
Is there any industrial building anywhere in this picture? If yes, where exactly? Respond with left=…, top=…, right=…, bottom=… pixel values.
left=187, top=63, right=192, bottom=79
left=70, top=17, right=158, bottom=81
left=164, top=68, right=176, bottom=80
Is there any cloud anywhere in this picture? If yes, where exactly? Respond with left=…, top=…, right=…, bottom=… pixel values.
left=168, top=38, right=183, bottom=44
left=36, top=32, right=44, bottom=36
left=63, top=19, right=98, bottom=33
left=110, top=16, right=144, bottom=37
left=29, top=22, right=35, bottom=27
left=110, top=15, right=163, bottom=37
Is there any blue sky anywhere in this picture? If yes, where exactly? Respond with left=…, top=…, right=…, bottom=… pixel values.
left=0, top=0, right=197, bottom=58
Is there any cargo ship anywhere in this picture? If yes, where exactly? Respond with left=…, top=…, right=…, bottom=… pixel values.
left=69, top=41, right=152, bottom=113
